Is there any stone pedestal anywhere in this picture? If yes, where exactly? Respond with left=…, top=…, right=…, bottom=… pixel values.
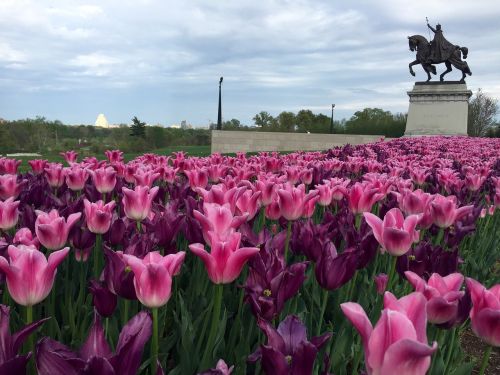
left=404, top=82, right=472, bottom=136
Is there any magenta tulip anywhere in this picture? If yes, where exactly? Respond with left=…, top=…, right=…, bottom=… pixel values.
left=189, top=231, right=259, bottom=284
left=429, top=194, right=474, bottom=229
left=341, top=292, right=437, bottom=375
left=184, top=168, right=209, bottom=189
left=28, top=159, right=48, bottom=175
left=348, top=182, right=384, bottom=214
left=44, top=163, right=65, bottom=188
left=466, top=278, right=500, bottom=347
left=105, top=149, right=124, bottom=164
left=64, top=166, right=89, bottom=191
left=123, top=251, right=186, bottom=308
left=13, top=227, right=40, bottom=248
left=0, top=174, right=23, bottom=200
left=375, top=273, right=389, bottom=295
left=235, top=189, right=261, bottom=221
left=133, top=168, right=160, bottom=187
left=84, top=199, right=116, bottom=234
left=277, top=183, right=318, bottom=221
left=193, top=203, right=247, bottom=245
left=392, top=189, right=433, bottom=216
left=89, top=166, right=117, bottom=194
left=122, top=185, right=159, bottom=221
left=35, top=209, right=81, bottom=250
left=0, top=244, right=69, bottom=306
left=0, top=158, right=21, bottom=175
left=0, top=197, right=19, bottom=230
left=60, top=150, right=78, bottom=164
left=405, top=271, right=465, bottom=324
left=363, top=208, right=420, bottom=256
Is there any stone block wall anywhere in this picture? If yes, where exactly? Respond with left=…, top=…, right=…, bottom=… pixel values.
left=211, top=131, right=387, bottom=153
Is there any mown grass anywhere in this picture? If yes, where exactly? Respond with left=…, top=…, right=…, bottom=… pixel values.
left=11, top=145, right=211, bottom=173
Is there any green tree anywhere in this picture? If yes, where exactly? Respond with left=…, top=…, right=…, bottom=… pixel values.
left=276, top=111, right=296, bottom=132
left=253, top=111, right=275, bottom=130
left=345, top=108, right=405, bottom=137
left=130, top=116, right=146, bottom=138
left=468, top=89, right=499, bottom=137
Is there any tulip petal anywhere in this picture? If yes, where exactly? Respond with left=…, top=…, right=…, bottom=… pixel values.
left=472, top=308, right=500, bottom=347
left=12, top=317, right=50, bottom=355
left=290, top=341, right=318, bottom=375
left=380, top=339, right=437, bottom=375
left=260, top=346, right=289, bottom=375
left=36, top=337, right=85, bottom=375
left=363, top=213, right=383, bottom=246
left=82, top=356, right=116, bottom=375
left=111, top=311, right=152, bottom=375
left=79, top=313, right=112, bottom=361
left=340, top=302, right=373, bottom=352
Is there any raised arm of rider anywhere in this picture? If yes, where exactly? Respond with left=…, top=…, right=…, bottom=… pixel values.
left=427, top=24, right=436, bottom=33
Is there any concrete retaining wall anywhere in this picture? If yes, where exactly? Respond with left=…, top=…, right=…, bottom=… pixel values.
left=211, top=130, right=386, bottom=153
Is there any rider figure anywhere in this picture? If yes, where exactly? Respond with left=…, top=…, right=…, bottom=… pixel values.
left=427, top=23, right=455, bottom=63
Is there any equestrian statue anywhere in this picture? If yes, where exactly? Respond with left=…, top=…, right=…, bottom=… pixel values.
left=408, top=21, right=472, bottom=82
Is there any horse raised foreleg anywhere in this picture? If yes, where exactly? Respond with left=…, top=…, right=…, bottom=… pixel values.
left=409, top=60, right=419, bottom=76
left=440, top=61, right=452, bottom=82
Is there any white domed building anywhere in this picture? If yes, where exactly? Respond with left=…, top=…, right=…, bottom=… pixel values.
left=95, top=114, right=109, bottom=128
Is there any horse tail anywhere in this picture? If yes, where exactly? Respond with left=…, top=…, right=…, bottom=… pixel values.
left=460, top=46, right=468, bottom=59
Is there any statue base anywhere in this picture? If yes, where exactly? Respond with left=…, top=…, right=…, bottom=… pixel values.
left=404, top=82, right=472, bottom=136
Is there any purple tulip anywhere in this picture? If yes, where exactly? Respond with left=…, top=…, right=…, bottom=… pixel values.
left=314, top=241, right=358, bottom=291
left=198, top=359, right=234, bottom=375
left=88, top=280, right=118, bottom=317
left=244, top=244, right=307, bottom=321
left=36, top=311, right=152, bottom=375
left=102, top=246, right=137, bottom=300
left=0, top=304, right=49, bottom=374
left=248, top=315, right=331, bottom=375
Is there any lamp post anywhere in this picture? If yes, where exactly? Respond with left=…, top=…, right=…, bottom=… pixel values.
left=330, top=104, right=335, bottom=133
left=217, top=77, right=223, bottom=130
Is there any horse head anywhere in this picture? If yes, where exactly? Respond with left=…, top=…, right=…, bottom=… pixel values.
left=409, top=35, right=429, bottom=51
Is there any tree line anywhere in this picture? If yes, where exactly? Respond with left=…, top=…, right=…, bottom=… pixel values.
left=1, top=88, right=497, bottom=155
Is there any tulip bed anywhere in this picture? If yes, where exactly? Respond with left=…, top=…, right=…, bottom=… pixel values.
left=0, top=136, right=499, bottom=375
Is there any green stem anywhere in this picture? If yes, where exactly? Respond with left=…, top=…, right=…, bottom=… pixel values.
left=479, top=346, right=492, bottom=375
left=386, top=256, right=398, bottom=292
left=284, top=221, right=292, bottom=262
left=201, top=284, right=224, bottom=369
left=136, top=220, right=142, bottom=233
left=151, top=307, right=159, bottom=375
left=316, top=289, right=329, bottom=336
left=434, top=228, right=445, bottom=247
left=26, top=305, right=34, bottom=374
left=122, top=299, right=130, bottom=326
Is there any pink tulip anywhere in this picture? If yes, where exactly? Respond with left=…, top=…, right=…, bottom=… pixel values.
left=277, top=183, right=318, bottom=221
left=123, top=251, right=185, bottom=308
left=317, top=184, right=334, bottom=206
left=0, top=174, right=24, bottom=200
left=265, top=200, right=281, bottom=220
left=300, top=168, right=313, bottom=185
left=0, top=158, right=21, bottom=174
left=466, top=278, right=500, bottom=347
left=341, top=292, right=437, bottom=375
left=184, top=168, right=209, bottom=189
left=193, top=203, right=247, bottom=245
left=410, top=168, right=430, bottom=186
left=133, top=168, right=160, bottom=187
left=44, top=163, right=65, bottom=188
left=348, top=182, right=384, bottom=214
left=13, top=227, right=40, bottom=248
left=28, top=159, right=48, bottom=175
left=122, top=185, right=159, bottom=221
left=464, top=173, right=486, bottom=192
left=189, top=231, right=259, bottom=284
left=405, top=271, right=464, bottom=324
left=89, top=166, right=117, bottom=194
left=324, top=177, right=350, bottom=201
left=0, top=197, right=20, bottom=230
left=196, top=185, right=246, bottom=214
left=392, top=189, right=433, bottom=216
left=105, top=149, right=124, bottom=164
left=0, top=245, right=69, bottom=306
left=64, top=166, right=89, bottom=191
left=35, top=209, right=81, bottom=250
left=255, top=180, right=278, bottom=206
left=60, top=150, right=78, bottom=164
left=363, top=208, right=420, bottom=256
left=235, top=189, right=261, bottom=221
left=375, top=273, right=388, bottom=295
left=84, top=199, right=116, bottom=234
left=429, top=194, right=474, bottom=228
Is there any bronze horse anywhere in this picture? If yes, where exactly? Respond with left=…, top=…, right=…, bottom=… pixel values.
left=408, top=35, right=472, bottom=82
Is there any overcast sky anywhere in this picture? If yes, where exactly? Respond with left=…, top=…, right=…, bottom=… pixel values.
left=1, top=0, right=500, bottom=126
